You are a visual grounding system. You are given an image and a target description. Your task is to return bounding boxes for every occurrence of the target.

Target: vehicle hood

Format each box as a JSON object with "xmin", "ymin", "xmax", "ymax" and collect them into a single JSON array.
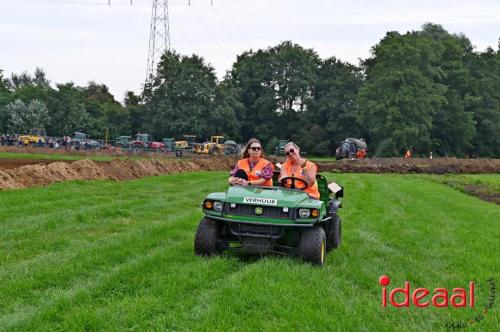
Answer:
[{"xmin": 224, "ymin": 186, "xmax": 319, "ymax": 208}]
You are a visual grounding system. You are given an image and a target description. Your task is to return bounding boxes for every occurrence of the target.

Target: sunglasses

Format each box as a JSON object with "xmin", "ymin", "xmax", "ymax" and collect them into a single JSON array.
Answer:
[
  {"xmin": 250, "ymin": 146, "xmax": 262, "ymax": 151},
  {"xmin": 285, "ymin": 148, "xmax": 295, "ymax": 156}
]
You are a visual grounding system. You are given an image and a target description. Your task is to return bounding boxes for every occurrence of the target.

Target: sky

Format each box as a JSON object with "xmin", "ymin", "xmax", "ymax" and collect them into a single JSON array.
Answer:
[{"xmin": 1, "ymin": 0, "xmax": 499, "ymax": 102}]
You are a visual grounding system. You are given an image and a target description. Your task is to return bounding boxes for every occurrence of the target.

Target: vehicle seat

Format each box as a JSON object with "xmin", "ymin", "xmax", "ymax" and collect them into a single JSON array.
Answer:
[{"xmin": 316, "ymin": 174, "xmax": 330, "ymax": 204}]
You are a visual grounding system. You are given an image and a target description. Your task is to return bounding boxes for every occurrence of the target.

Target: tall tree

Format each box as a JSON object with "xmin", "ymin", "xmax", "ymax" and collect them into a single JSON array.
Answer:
[
  {"xmin": 307, "ymin": 57, "xmax": 364, "ymax": 155},
  {"xmin": 6, "ymin": 99, "xmax": 49, "ymax": 133},
  {"xmin": 228, "ymin": 41, "xmax": 320, "ymax": 147},
  {"xmin": 421, "ymin": 24, "xmax": 476, "ymax": 156},
  {"xmin": 0, "ymin": 70, "xmax": 13, "ymax": 132},
  {"xmin": 464, "ymin": 47, "xmax": 500, "ymax": 156},
  {"xmin": 46, "ymin": 83, "xmax": 90, "ymax": 136},
  {"xmin": 143, "ymin": 50, "xmax": 239, "ymax": 141},
  {"xmin": 358, "ymin": 30, "xmax": 447, "ymax": 156}
]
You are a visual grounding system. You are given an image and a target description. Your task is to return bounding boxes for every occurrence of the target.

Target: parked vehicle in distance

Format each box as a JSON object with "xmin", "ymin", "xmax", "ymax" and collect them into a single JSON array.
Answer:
[
  {"xmin": 335, "ymin": 138, "xmax": 367, "ymax": 160},
  {"xmin": 223, "ymin": 140, "xmax": 242, "ymax": 155},
  {"xmin": 70, "ymin": 132, "xmax": 101, "ymax": 150},
  {"xmin": 130, "ymin": 133, "xmax": 165, "ymax": 152},
  {"xmin": 174, "ymin": 134, "xmax": 197, "ymax": 151},
  {"xmin": 115, "ymin": 136, "xmax": 132, "ymax": 149},
  {"xmin": 275, "ymin": 139, "xmax": 289, "ymax": 156},
  {"xmin": 163, "ymin": 138, "xmax": 174, "ymax": 151},
  {"xmin": 19, "ymin": 128, "xmax": 46, "ymax": 146}
]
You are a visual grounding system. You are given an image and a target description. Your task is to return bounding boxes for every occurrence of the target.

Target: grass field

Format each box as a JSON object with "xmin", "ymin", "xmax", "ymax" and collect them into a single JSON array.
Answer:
[{"xmin": 0, "ymin": 172, "xmax": 498, "ymax": 331}]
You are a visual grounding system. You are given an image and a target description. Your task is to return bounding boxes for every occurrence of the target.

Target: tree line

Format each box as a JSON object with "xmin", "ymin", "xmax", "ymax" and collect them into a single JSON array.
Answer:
[{"xmin": 1, "ymin": 23, "xmax": 499, "ymax": 157}]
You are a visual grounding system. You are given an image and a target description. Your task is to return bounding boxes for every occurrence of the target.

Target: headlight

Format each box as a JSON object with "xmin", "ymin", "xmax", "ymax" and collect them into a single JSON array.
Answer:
[
  {"xmin": 213, "ymin": 201, "xmax": 223, "ymax": 211},
  {"xmin": 298, "ymin": 208, "xmax": 310, "ymax": 218},
  {"xmin": 204, "ymin": 200, "xmax": 213, "ymax": 209}
]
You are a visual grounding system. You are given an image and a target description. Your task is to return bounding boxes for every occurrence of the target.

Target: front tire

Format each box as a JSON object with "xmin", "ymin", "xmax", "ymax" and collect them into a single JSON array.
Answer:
[
  {"xmin": 70, "ymin": 141, "xmax": 80, "ymax": 150},
  {"xmin": 299, "ymin": 227, "xmax": 326, "ymax": 266},
  {"xmin": 194, "ymin": 218, "xmax": 219, "ymax": 256},
  {"xmin": 131, "ymin": 143, "xmax": 144, "ymax": 153}
]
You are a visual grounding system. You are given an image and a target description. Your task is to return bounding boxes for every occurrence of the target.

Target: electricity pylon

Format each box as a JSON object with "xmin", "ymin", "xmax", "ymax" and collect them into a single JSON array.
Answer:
[{"xmin": 145, "ymin": 0, "xmax": 170, "ymax": 86}]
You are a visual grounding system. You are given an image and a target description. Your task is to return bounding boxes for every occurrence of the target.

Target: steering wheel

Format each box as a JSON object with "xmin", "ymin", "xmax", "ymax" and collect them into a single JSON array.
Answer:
[{"xmin": 280, "ymin": 176, "xmax": 308, "ymax": 190}]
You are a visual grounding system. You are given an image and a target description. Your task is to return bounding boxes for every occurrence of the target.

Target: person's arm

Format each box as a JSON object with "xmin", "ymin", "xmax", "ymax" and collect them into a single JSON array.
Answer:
[
  {"xmin": 239, "ymin": 178, "xmax": 266, "ymax": 186},
  {"xmin": 301, "ymin": 160, "xmax": 317, "ymax": 186},
  {"xmin": 229, "ymin": 164, "xmax": 240, "ymax": 186}
]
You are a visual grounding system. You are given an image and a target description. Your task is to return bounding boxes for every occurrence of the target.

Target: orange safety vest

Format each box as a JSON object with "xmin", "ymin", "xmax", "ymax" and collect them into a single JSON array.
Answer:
[
  {"xmin": 236, "ymin": 158, "xmax": 274, "ymax": 187},
  {"xmin": 282, "ymin": 159, "xmax": 320, "ymax": 199}
]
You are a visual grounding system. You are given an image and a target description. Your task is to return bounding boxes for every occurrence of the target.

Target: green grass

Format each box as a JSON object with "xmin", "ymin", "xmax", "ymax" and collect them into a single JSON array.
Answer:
[
  {"xmin": 0, "ymin": 172, "xmax": 499, "ymax": 331},
  {"xmin": 424, "ymin": 174, "xmax": 500, "ymax": 204}
]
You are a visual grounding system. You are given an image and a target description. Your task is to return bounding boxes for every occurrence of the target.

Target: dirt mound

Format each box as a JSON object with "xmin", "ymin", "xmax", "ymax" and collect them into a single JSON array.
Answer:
[
  {"xmin": 0, "ymin": 157, "xmax": 238, "ymax": 190},
  {"xmin": 315, "ymin": 158, "xmax": 500, "ymax": 174},
  {"xmin": 1, "ymin": 155, "xmax": 498, "ymax": 191}
]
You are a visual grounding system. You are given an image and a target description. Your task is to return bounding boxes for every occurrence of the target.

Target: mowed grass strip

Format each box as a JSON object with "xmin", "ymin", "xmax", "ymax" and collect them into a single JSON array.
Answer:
[
  {"xmin": 423, "ymin": 174, "xmax": 500, "ymax": 204},
  {"xmin": 0, "ymin": 172, "xmax": 499, "ymax": 331}
]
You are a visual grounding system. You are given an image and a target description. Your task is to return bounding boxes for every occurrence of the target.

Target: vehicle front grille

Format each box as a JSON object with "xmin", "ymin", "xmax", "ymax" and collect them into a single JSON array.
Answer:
[
  {"xmin": 226, "ymin": 204, "xmax": 291, "ymax": 219},
  {"xmin": 229, "ymin": 223, "xmax": 284, "ymax": 238}
]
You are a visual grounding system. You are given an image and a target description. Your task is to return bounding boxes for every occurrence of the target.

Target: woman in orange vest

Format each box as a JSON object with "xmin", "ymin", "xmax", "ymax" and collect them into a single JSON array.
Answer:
[
  {"xmin": 279, "ymin": 142, "xmax": 320, "ymax": 199},
  {"xmin": 228, "ymin": 138, "xmax": 274, "ymax": 187}
]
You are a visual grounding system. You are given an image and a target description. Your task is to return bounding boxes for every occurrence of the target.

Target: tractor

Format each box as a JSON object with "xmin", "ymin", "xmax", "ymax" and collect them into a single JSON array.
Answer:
[
  {"xmin": 163, "ymin": 138, "xmax": 174, "ymax": 151},
  {"xmin": 223, "ymin": 140, "xmax": 243, "ymax": 155},
  {"xmin": 194, "ymin": 136, "xmax": 225, "ymax": 155},
  {"xmin": 70, "ymin": 132, "xmax": 101, "ymax": 150},
  {"xmin": 130, "ymin": 133, "xmax": 165, "ymax": 152},
  {"xmin": 194, "ymin": 170, "xmax": 344, "ymax": 266},
  {"xmin": 19, "ymin": 128, "xmax": 46, "ymax": 146},
  {"xmin": 174, "ymin": 135, "xmax": 197, "ymax": 151},
  {"xmin": 335, "ymin": 138, "xmax": 367, "ymax": 160},
  {"xmin": 115, "ymin": 136, "xmax": 132, "ymax": 149}
]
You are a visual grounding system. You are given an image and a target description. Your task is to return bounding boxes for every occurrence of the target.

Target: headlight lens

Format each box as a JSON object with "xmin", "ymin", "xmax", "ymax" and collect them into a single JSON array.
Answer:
[
  {"xmin": 311, "ymin": 209, "xmax": 319, "ymax": 218},
  {"xmin": 298, "ymin": 208, "xmax": 310, "ymax": 218},
  {"xmin": 204, "ymin": 200, "xmax": 213, "ymax": 209},
  {"xmin": 213, "ymin": 201, "xmax": 223, "ymax": 211}
]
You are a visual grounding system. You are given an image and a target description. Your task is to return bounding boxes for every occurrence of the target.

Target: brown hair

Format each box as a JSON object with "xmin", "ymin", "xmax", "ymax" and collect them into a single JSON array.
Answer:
[{"xmin": 243, "ymin": 138, "xmax": 265, "ymax": 159}]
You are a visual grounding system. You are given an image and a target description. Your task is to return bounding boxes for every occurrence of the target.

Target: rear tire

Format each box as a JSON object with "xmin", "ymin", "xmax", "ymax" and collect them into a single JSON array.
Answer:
[
  {"xmin": 299, "ymin": 227, "xmax": 326, "ymax": 266},
  {"xmin": 194, "ymin": 218, "xmax": 219, "ymax": 256}
]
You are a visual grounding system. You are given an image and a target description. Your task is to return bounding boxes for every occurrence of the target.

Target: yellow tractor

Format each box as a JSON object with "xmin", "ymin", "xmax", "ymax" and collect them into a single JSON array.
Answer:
[
  {"xmin": 174, "ymin": 134, "xmax": 197, "ymax": 150},
  {"xmin": 19, "ymin": 128, "xmax": 46, "ymax": 146},
  {"xmin": 194, "ymin": 136, "xmax": 225, "ymax": 155}
]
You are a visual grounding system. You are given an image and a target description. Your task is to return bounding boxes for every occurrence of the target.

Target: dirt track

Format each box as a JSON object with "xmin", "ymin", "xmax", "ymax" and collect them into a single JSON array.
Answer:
[
  {"xmin": 0, "ymin": 157, "xmax": 237, "ymax": 190},
  {"xmin": 0, "ymin": 155, "xmax": 499, "ymax": 190}
]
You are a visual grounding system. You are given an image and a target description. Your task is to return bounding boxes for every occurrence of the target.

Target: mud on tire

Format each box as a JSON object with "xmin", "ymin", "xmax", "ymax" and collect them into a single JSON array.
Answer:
[
  {"xmin": 194, "ymin": 218, "xmax": 219, "ymax": 256},
  {"xmin": 299, "ymin": 227, "xmax": 326, "ymax": 266}
]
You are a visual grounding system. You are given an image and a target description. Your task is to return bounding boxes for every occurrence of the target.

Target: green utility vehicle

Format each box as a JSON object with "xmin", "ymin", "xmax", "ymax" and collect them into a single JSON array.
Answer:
[{"xmin": 195, "ymin": 174, "xmax": 343, "ymax": 266}]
